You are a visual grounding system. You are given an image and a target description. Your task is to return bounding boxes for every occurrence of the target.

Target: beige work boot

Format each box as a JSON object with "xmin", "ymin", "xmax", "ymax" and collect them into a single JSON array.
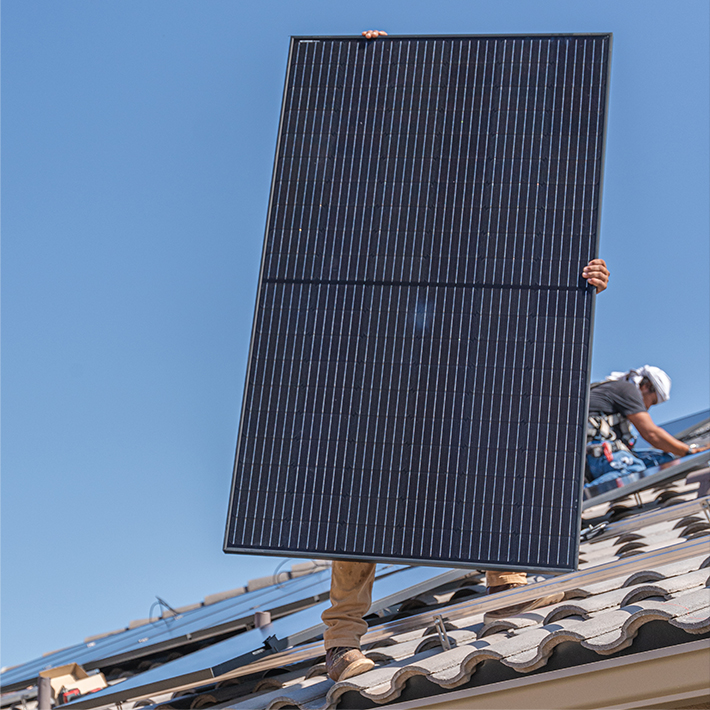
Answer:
[
  {"xmin": 483, "ymin": 582, "xmax": 565, "ymax": 621},
  {"xmin": 325, "ymin": 646, "xmax": 375, "ymax": 681}
]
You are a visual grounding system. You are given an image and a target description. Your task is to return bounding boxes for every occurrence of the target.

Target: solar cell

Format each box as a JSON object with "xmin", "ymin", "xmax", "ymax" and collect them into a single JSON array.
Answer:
[{"xmin": 226, "ymin": 34, "xmax": 612, "ymax": 572}]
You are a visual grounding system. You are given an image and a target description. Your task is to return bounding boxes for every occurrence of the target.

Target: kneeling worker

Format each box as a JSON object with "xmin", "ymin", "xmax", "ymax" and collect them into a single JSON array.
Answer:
[{"xmin": 586, "ymin": 366, "xmax": 709, "ymax": 487}]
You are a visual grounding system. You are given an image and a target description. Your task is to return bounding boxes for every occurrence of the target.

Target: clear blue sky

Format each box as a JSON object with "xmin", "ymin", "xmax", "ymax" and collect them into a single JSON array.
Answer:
[{"xmin": 2, "ymin": 0, "xmax": 708, "ymax": 669}]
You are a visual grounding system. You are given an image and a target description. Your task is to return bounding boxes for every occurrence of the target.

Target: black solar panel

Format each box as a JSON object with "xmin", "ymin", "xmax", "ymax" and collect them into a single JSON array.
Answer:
[{"xmin": 225, "ymin": 34, "xmax": 612, "ymax": 572}]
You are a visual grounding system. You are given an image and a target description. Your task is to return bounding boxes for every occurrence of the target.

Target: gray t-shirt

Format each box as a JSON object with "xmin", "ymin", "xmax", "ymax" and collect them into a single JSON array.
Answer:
[{"xmin": 588, "ymin": 380, "xmax": 645, "ymax": 417}]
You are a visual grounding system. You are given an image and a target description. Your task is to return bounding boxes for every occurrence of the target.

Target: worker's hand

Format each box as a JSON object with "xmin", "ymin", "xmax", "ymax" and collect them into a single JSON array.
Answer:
[
  {"xmin": 688, "ymin": 443, "xmax": 710, "ymax": 455},
  {"xmin": 362, "ymin": 30, "xmax": 388, "ymax": 39},
  {"xmin": 582, "ymin": 258, "xmax": 609, "ymax": 293}
]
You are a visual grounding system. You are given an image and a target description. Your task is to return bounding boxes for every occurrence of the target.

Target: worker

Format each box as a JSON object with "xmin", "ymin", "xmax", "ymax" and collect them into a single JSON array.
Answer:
[
  {"xmin": 585, "ymin": 366, "xmax": 709, "ymax": 488},
  {"xmin": 322, "ymin": 29, "xmax": 612, "ymax": 683}
]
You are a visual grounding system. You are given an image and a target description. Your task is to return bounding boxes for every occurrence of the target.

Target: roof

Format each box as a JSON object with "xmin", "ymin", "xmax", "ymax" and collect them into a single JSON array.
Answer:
[
  {"xmin": 196, "ymin": 486, "xmax": 710, "ymax": 710},
  {"xmin": 3, "ymin": 418, "xmax": 710, "ymax": 710}
]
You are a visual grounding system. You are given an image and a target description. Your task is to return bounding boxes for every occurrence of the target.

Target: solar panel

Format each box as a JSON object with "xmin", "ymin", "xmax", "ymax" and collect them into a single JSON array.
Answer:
[
  {"xmin": 649, "ymin": 409, "xmax": 709, "ymax": 441},
  {"xmin": 63, "ymin": 565, "xmax": 469, "ymax": 709},
  {"xmin": 0, "ymin": 567, "xmax": 337, "ymax": 692},
  {"xmin": 225, "ymin": 34, "xmax": 612, "ymax": 573}
]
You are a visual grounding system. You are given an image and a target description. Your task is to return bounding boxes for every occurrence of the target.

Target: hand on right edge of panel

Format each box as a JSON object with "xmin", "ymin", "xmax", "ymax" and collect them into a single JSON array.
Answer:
[{"xmin": 583, "ymin": 258, "xmax": 610, "ymax": 293}]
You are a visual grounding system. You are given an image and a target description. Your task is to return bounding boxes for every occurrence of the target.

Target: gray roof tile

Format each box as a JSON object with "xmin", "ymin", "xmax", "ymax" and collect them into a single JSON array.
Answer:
[
  {"xmin": 478, "ymin": 612, "xmax": 543, "ymax": 636},
  {"xmin": 18, "ymin": 492, "xmax": 710, "ymax": 710},
  {"xmin": 543, "ymin": 586, "xmax": 631, "ymax": 620},
  {"xmin": 620, "ymin": 567, "xmax": 709, "ymax": 604},
  {"xmin": 623, "ymin": 553, "xmax": 710, "ymax": 585},
  {"xmin": 227, "ymin": 676, "xmax": 332, "ymax": 710},
  {"xmin": 365, "ymin": 637, "xmax": 429, "ymax": 663},
  {"xmin": 218, "ymin": 547, "xmax": 710, "ymax": 710},
  {"xmin": 665, "ymin": 588, "xmax": 710, "ymax": 632}
]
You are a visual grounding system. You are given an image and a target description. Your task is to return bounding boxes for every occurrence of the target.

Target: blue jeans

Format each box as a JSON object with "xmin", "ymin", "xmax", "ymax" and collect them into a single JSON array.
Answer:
[
  {"xmin": 635, "ymin": 449, "xmax": 674, "ymax": 469},
  {"xmin": 585, "ymin": 445, "xmax": 673, "ymax": 489}
]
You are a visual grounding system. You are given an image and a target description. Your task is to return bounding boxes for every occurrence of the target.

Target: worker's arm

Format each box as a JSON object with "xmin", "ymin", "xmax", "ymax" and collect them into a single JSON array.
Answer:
[{"xmin": 627, "ymin": 411, "xmax": 709, "ymax": 457}]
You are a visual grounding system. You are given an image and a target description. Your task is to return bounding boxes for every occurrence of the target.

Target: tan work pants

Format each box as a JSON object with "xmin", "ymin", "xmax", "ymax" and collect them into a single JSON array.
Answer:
[{"xmin": 322, "ymin": 559, "xmax": 527, "ymax": 649}]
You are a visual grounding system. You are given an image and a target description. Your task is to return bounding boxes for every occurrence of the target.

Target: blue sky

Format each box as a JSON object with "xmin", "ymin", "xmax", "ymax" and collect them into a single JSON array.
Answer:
[{"xmin": 2, "ymin": 0, "xmax": 708, "ymax": 668}]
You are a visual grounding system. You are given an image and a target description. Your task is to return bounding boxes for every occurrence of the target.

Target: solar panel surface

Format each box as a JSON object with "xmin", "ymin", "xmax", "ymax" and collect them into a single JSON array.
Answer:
[{"xmin": 226, "ymin": 34, "xmax": 612, "ymax": 572}]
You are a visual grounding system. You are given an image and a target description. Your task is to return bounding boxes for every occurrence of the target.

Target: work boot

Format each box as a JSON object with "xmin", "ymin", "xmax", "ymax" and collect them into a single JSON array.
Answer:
[
  {"xmin": 483, "ymin": 582, "xmax": 565, "ymax": 621},
  {"xmin": 325, "ymin": 646, "xmax": 375, "ymax": 681}
]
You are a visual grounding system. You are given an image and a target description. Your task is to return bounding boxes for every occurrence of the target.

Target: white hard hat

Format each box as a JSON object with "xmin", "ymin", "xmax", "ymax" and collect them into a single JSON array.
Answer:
[{"xmin": 637, "ymin": 365, "xmax": 671, "ymax": 404}]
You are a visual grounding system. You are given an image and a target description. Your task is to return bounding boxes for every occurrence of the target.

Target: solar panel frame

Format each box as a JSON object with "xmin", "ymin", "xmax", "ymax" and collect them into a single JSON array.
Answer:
[{"xmin": 225, "ymin": 33, "xmax": 613, "ymax": 573}]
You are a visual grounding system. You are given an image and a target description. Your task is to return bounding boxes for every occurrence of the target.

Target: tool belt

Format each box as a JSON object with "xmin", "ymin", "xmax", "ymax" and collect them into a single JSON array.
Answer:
[
  {"xmin": 586, "ymin": 412, "xmax": 634, "ymax": 457},
  {"xmin": 586, "ymin": 437, "xmax": 629, "ymax": 461}
]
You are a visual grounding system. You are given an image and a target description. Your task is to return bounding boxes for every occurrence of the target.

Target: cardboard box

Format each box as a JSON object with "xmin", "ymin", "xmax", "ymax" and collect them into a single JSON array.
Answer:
[{"xmin": 38, "ymin": 664, "xmax": 107, "ymax": 703}]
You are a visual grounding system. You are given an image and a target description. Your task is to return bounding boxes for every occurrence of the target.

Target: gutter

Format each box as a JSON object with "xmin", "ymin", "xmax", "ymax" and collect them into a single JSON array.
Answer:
[{"xmin": 383, "ymin": 639, "xmax": 710, "ymax": 710}]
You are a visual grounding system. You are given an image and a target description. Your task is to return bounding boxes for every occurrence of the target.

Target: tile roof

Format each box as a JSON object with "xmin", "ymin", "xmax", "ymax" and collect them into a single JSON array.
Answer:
[
  {"xmin": 213, "ymin": 543, "xmax": 709, "ymax": 709},
  {"xmin": 72, "ymin": 489, "xmax": 707, "ymax": 710},
  {"xmin": 4, "ymin": 446, "xmax": 710, "ymax": 710}
]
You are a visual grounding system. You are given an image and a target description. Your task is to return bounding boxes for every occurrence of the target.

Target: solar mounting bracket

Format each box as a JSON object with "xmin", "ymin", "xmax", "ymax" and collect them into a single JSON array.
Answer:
[{"xmin": 264, "ymin": 635, "xmax": 289, "ymax": 653}]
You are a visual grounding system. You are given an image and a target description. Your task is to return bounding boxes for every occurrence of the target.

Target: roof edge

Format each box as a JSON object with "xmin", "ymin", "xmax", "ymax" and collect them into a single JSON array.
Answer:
[{"xmin": 381, "ymin": 639, "xmax": 710, "ymax": 710}]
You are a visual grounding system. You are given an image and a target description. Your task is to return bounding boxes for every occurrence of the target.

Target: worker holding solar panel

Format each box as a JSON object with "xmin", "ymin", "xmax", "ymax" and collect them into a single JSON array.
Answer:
[
  {"xmin": 322, "ymin": 251, "xmax": 609, "ymax": 681},
  {"xmin": 316, "ymin": 30, "xmax": 614, "ymax": 682},
  {"xmin": 224, "ymin": 29, "xmax": 616, "ymax": 684}
]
